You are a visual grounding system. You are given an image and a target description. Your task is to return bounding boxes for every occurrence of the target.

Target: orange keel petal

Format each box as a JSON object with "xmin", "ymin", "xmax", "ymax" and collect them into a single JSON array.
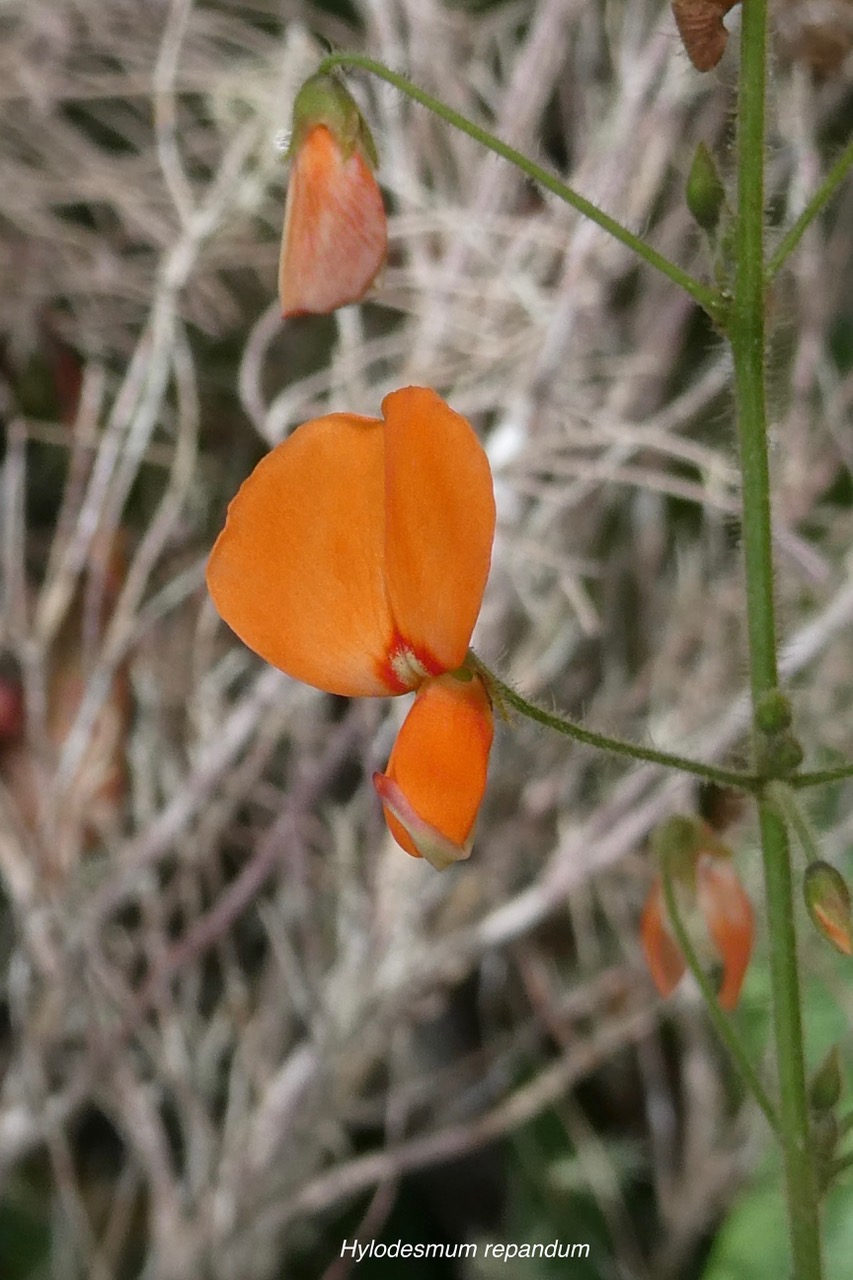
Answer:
[
  {"xmin": 382, "ymin": 388, "xmax": 495, "ymax": 675},
  {"xmin": 279, "ymin": 124, "xmax": 387, "ymax": 317},
  {"xmin": 374, "ymin": 673, "xmax": 493, "ymax": 869},
  {"xmin": 207, "ymin": 413, "xmax": 398, "ymax": 696}
]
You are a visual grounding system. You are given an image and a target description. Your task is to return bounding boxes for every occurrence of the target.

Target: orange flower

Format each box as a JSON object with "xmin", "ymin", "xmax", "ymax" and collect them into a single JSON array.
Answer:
[
  {"xmin": 207, "ymin": 387, "xmax": 496, "ymax": 868},
  {"xmin": 279, "ymin": 73, "xmax": 387, "ymax": 317},
  {"xmin": 641, "ymin": 820, "xmax": 754, "ymax": 1009},
  {"xmin": 374, "ymin": 673, "xmax": 494, "ymax": 870}
]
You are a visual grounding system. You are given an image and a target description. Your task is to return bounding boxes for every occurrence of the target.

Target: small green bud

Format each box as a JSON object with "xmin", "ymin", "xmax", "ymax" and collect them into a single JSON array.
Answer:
[
  {"xmin": 686, "ymin": 142, "xmax": 727, "ymax": 233},
  {"xmin": 804, "ymin": 862, "xmax": 853, "ymax": 956},
  {"xmin": 759, "ymin": 730, "xmax": 804, "ymax": 779},
  {"xmin": 810, "ymin": 1046, "xmax": 844, "ymax": 1113},
  {"xmin": 755, "ymin": 688, "xmax": 793, "ymax": 734}
]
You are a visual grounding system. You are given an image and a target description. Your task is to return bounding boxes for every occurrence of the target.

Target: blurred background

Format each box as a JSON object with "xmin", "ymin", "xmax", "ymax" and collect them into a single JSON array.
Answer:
[{"xmin": 2, "ymin": 0, "xmax": 853, "ymax": 1276}]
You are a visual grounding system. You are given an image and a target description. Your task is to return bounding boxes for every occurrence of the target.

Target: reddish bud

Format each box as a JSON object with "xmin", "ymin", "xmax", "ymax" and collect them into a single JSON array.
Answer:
[
  {"xmin": 642, "ymin": 818, "xmax": 754, "ymax": 1008},
  {"xmin": 279, "ymin": 73, "xmax": 387, "ymax": 317}
]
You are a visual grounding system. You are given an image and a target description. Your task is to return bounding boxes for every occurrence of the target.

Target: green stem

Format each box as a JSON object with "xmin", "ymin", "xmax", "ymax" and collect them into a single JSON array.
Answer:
[
  {"xmin": 767, "ymin": 783, "xmax": 822, "ymax": 866},
  {"xmin": 660, "ymin": 863, "xmax": 779, "ymax": 1132},
  {"xmin": 792, "ymin": 763, "xmax": 853, "ymax": 790},
  {"xmin": 472, "ymin": 659, "xmax": 758, "ymax": 792},
  {"xmin": 317, "ymin": 53, "xmax": 723, "ymax": 321},
  {"xmin": 767, "ymin": 134, "xmax": 853, "ymax": 280},
  {"xmin": 732, "ymin": 6, "xmax": 824, "ymax": 1276}
]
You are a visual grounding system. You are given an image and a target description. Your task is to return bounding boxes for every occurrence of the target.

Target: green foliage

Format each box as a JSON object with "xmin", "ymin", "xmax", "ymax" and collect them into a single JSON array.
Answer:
[{"xmin": 0, "ymin": 1199, "xmax": 50, "ymax": 1280}]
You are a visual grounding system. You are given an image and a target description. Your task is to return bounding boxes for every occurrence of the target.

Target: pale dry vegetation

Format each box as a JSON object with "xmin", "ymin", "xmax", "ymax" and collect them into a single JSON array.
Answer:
[{"xmin": 2, "ymin": 1, "xmax": 853, "ymax": 1277}]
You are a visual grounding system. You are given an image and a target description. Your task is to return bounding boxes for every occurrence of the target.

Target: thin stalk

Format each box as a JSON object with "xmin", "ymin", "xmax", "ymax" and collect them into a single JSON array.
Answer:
[
  {"xmin": 732, "ymin": 5, "xmax": 824, "ymax": 1276},
  {"xmin": 473, "ymin": 660, "xmax": 758, "ymax": 792},
  {"xmin": 316, "ymin": 53, "xmax": 723, "ymax": 321},
  {"xmin": 660, "ymin": 864, "xmax": 779, "ymax": 1132},
  {"xmin": 767, "ymin": 134, "xmax": 853, "ymax": 280},
  {"xmin": 792, "ymin": 763, "xmax": 853, "ymax": 790},
  {"xmin": 830, "ymin": 1150, "xmax": 853, "ymax": 1182},
  {"xmin": 767, "ymin": 783, "xmax": 822, "ymax": 866}
]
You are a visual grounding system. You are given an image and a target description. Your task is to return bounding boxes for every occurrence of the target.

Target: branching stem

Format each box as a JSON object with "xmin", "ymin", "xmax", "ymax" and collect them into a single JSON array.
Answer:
[
  {"xmin": 731, "ymin": 5, "xmax": 824, "ymax": 1275},
  {"xmin": 316, "ymin": 53, "xmax": 724, "ymax": 321}
]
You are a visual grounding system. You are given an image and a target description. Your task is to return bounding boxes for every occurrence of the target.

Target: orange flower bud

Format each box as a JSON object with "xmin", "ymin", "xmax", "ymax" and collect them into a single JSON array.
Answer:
[
  {"xmin": 804, "ymin": 861, "xmax": 853, "ymax": 956},
  {"xmin": 279, "ymin": 73, "xmax": 387, "ymax": 317},
  {"xmin": 641, "ymin": 818, "xmax": 754, "ymax": 1009}
]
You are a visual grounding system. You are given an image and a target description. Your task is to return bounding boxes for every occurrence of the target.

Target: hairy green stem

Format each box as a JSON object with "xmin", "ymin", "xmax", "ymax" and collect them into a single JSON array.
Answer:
[
  {"xmin": 316, "ymin": 53, "xmax": 723, "ymax": 321},
  {"xmin": 733, "ymin": 5, "xmax": 824, "ymax": 1276},
  {"xmin": 767, "ymin": 134, "xmax": 853, "ymax": 280},
  {"xmin": 767, "ymin": 783, "xmax": 822, "ymax": 866},
  {"xmin": 792, "ymin": 763, "xmax": 853, "ymax": 790},
  {"xmin": 472, "ymin": 659, "xmax": 757, "ymax": 792},
  {"xmin": 660, "ymin": 863, "xmax": 779, "ymax": 1132}
]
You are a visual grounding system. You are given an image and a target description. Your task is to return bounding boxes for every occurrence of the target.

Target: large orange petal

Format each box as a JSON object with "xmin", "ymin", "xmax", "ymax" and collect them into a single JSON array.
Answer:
[
  {"xmin": 382, "ymin": 388, "xmax": 495, "ymax": 677},
  {"xmin": 279, "ymin": 125, "xmax": 387, "ymax": 317},
  {"xmin": 697, "ymin": 855, "xmax": 754, "ymax": 1010},
  {"xmin": 373, "ymin": 673, "xmax": 493, "ymax": 869},
  {"xmin": 207, "ymin": 413, "xmax": 399, "ymax": 696},
  {"xmin": 640, "ymin": 879, "xmax": 687, "ymax": 999}
]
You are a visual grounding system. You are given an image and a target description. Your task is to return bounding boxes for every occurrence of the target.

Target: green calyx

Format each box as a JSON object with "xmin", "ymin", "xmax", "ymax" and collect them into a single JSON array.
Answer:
[
  {"xmin": 289, "ymin": 72, "xmax": 378, "ymax": 166},
  {"xmin": 651, "ymin": 815, "xmax": 729, "ymax": 883}
]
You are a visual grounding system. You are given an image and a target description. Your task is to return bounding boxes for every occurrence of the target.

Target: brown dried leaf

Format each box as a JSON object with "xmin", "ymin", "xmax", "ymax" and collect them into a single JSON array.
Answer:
[{"xmin": 672, "ymin": 0, "xmax": 741, "ymax": 71}]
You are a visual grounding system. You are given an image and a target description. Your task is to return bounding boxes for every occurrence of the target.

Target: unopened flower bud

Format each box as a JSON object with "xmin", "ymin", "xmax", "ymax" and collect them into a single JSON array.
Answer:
[
  {"xmin": 804, "ymin": 862, "xmax": 853, "ymax": 956},
  {"xmin": 759, "ymin": 730, "xmax": 804, "ymax": 779},
  {"xmin": 642, "ymin": 817, "xmax": 753, "ymax": 1009},
  {"xmin": 686, "ymin": 143, "xmax": 727, "ymax": 233},
  {"xmin": 755, "ymin": 688, "xmax": 794, "ymax": 734},
  {"xmin": 279, "ymin": 72, "xmax": 386, "ymax": 317}
]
